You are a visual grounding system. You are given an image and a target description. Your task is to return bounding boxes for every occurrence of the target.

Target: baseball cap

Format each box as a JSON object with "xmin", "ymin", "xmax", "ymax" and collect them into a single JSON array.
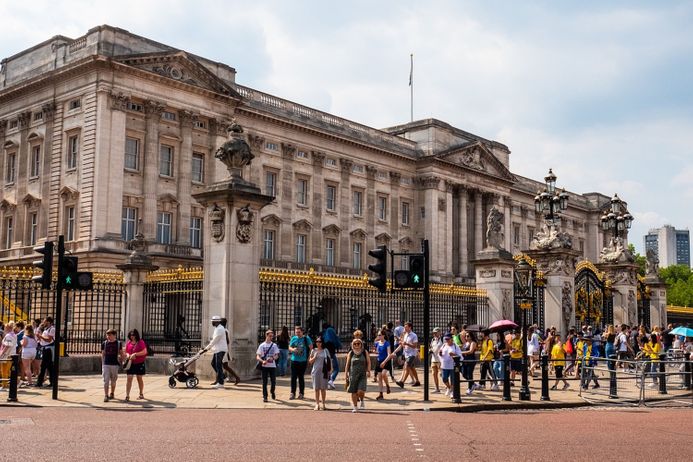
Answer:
[
  {"xmin": 211, "ymin": 315, "xmax": 222, "ymax": 322},
  {"xmin": 433, "ymin": 327, "xmax": 441, "ymax": 333},
  {"xmin": 443, "ymin": 333, "xmax": 453, "ymax": 340}
]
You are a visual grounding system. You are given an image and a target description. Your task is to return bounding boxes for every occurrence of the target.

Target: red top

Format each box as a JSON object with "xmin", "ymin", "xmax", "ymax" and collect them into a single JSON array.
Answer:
[{"xmin": 125, "ymin": 339, "xmax": 147, "ymax": 364}]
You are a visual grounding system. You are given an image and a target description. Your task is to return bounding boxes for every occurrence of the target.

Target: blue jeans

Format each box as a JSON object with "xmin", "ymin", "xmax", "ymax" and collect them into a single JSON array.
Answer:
[
  {"xmin": 277, "ymin": 349, "xmax": 289, "ymax": 376},
  {"xmin": 211, "ymin": 352, "xmax": 225, "ymax": 385},
  {"xmin": 330, "ymin": 354, "xmax": 339, "ymax": 382}
]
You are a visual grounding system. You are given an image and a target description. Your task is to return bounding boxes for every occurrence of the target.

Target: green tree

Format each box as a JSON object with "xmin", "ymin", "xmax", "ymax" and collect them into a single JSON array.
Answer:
[{"xmin": 658, "ymin": 265, "xmax": 693, "ymax": 306}]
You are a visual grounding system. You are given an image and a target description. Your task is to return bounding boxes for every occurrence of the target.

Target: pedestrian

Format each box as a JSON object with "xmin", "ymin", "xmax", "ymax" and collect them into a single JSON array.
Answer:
[
  {"xmin": 509, "ymin": 328, "xmax": 523, "ymax": 383},
  {"xmin": 345, "ymin": 338, "xmax": 371, "ymax": 412},
  {"xmin": 0, "ymin": 322, "xmax": 19, "ymax": 392},
  {"xmin": 603, "ymin": 324, "xmax": 617, "ymax": 375},
  {"xmin": 395, "ymin": 322, "xmax": 420, "ymax": 388},
  {"xmin": 20, "ymin": 325, "xmax": 38, "ymax": 386},
  {"xmin": 321, "ymin": 322, "xmax": 341, "ymax": 389},
  {"xmin": 384, "ymin": 322, "xmax": 396, "ymax": 380},
  {"xmin": 478, "ymin": 330, "xmax": 498, "ymax": 391},
  {"xmin": 256, "ymin": 329, "xmax": 279, "ymax": 403},
  {"xmin": 204, "ymin": 315, "xmax": 227, "ymax": 389},
  {"xmin": 309, "ymin": 336, "xmax": 331, "ymax": 410},
  {"xmin": 527, "ymin": 326, "xmax": 541, "ymax": 377},
  {"xmin": 439, "ymin": 333, "xmax": 462, "ymax": 397},
  {"xmin": 276, "ymin": 326, "xmax": 290, "ymax": 377},
  {"xmin": 393, "ymin": 320, "xmax": 404, "ymax": 368},
  {"xmin": 616, "ymin": 324, "xmax": 633, "ymax": 370},
  {"xmin": 35, "ymin": 317, "xmax": 55, "ymax": 388},
  {"xmin": 642, "ymin": 333, "xmax": 661, "ymax": 387},
  {"xmin": 461, "ymin": 331, "xmax": 478, "ymax": 394},
  {"xmin": 124, "ymin": 329, "xmax": 147, "ymax": 401},
  {"xmin": 220, "ymin": 318, "xmax": 241, "ymax": 385},
  {"xmin": 430, "ymin": 328, "xmax": 443, "ymax": 393},
  {"xmin": 374, "ymin": 330, "xmax": 392, "ymax": 400},
  {"xmin": 564, "ymin": 328, "xmax": 576, "ymax": 376},
  {"xmin": 289, "ymin": 325, "xmax": 313, "ymax": 400},
  {"xmin": 14, "ymin": 321, "xmax": 25, "ymax": 380},
  {"xmin": 101, "ymin": 329, "xmax": 123, "ymax": 402},
  {"xmin": 579, "ymin": 335, "xmax": 599, "ymax": 390},
  {"xmin": 550, "ymin": 337, "xmax": 569, "ymax": 390}
]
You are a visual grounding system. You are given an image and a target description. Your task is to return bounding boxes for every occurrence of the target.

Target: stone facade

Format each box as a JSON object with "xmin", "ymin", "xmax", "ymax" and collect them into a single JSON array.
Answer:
[{"xmin": 1, "ymin": 25, "xmax": 613, "ymax": 280}]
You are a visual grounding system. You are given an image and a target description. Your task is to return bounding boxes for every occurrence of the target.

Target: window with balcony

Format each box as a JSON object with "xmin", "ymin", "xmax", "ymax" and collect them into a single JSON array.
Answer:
[
  {"xmin": 325, "ymin": 238, "xmax": 335, "ymax": 266},
  {"xmin": 122, "ymin": 207, "xmax": 137, "ymax": 242},
  {"xmin": 190, "ymin": 217, "xmax": 202, "ymax": 248},
  {"xmin": 263, "ymin": 229, "xmax": 275, "ymax": 260},
  {"xmin": 157, "ymin": 212, "xmax": 172, "ymax": 244}
]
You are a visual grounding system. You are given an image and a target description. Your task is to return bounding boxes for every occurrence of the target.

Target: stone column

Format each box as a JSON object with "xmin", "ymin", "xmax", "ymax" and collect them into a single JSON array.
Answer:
[
  {"xmin": 503, "ymin": 195, "xmax": 512, "ymax": 252},
  {"xmin": 474, "ymin": 190, "xmax": 483, "ymax": 260},
  {"xmin": 389, "ymin": 171, "xmax": 401, "ymax": 245},
  {"xmin": 366, "ymin": 165, "xmax": 377, "ymax": 250},
  {"xmin": 176, "ymin": 110, "xmax": 194, "ymax": 245},
  {"xmin": 527, "ymin": 248, "xmax": 581, "ymax": 335},
  {"xmin": 338, "ymin": 159, "xmax": 353, "ymax": 266},
  {"xmin": 645, "ymin": 278, "xmax": 668, "ymax": 327},
  {"xmin": 279, "ymin": 143, "xmax": 296, "ymax": 259},
  {"xmin": 458, "ymin": 187, "xmax": 469, "ymax": 278},
  {"xmin": 443, "ymin": 181, "xmax": 455, "ymax": 277},
  {"xmin": 597, "ymin": 262, "xmax": 639, "ymax": 326},
  {"xmin": 39, "ymin": 104, "xmax": 55, "ymax": 239},
  {"xmin": 0, "ymin": 120, "xmax": 6, "ymax": 189},
  {"xmin": 143, "ymin": 101, "xmax": 164, "ymax": 239},
  {"xmin": 417, "ymin": 176, "xmax": 440, "ymax": 275},
  {"xmin": 117, "ymin": 257, "xmax": 159, "ymax": 336},
  {"xmin": 15, "ymin": 112, "xmax": 31, "ymax": 242},
  {"xmin": 472, "ymin": 250, "xmax": 515, "ymax": 323},
  {"xmin": 311, "ymin": 151, "xmax": 325, "ymax": 263}
]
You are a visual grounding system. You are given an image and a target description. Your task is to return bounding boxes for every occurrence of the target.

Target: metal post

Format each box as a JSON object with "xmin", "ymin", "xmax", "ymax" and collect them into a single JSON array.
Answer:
[
  {"xmin": 519, "ymin": 308, "xmax": 531, "ymax": 400},
  {"xmin": 685, "ymin": 352, "xmax": 692, "ymax": 391},
  {"xmin": 608, "ymin": 354, "xmax": 618, "ymax": 399},
  {"xmin": 7, "ymin": 355, "xmax": 19, "ymax": 402},
  {"xmin": 452, "ymin": 356, "xmax": 462, "ymax": 404},
  {"xmin": 540, "ymin": 353, "xmax": 550, "ymax": 401},
  {"xmin": 52, "ymin": 235, "xmax": 65, "ymax": 400},
  {"xmin": 658, "ymin": 353, "xmax": 667, "ymax": 395},
  {"xmin": 502, "ymin": 353, "xmax": 511, "ymax": 401},
  {"xmin": 422, "ymin": 239, "xmax": 430, "ymax": 402}
]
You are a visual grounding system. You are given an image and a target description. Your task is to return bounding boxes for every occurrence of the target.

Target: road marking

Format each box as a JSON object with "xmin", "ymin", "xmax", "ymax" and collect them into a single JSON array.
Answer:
[{"xmin": 406, "ymin": 420, "xmax": 426, "ymax": 458}]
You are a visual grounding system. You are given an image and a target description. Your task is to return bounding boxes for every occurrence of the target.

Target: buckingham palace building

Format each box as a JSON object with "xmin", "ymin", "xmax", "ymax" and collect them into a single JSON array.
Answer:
[{"xmin": 0, "ymin": 25, "xmax": 615, "ymax": 282}]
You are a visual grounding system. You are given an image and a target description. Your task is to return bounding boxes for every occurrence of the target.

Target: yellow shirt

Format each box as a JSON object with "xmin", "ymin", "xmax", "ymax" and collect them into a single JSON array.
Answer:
[
  {"xmin": 510, "ymin": 337, "xmax": 522, "ymax": 359},
  {"xmin": 576, "ymin": 340, "xmax": 584, "ymax": 358},
  {"xmin": 551, "ymin": 344, "xmax": 566, "ymax": 367},
  {"xmin": 644, "ymin": 341, "xmax": 661, "ymax": 361},
  {"xmin": 480, "ymin": 339, "xmax": 494, "ymax": 362}
]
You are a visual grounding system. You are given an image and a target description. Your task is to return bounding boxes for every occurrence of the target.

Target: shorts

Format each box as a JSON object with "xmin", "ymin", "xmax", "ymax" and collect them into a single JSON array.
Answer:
[
  {"xmin": 554, "ymin": 366, "xmax": 564, "ymax": 379},
  {"xmin": 510, "ymin": 359, "xmax": 522, "ymax": 372},
  {"xmin": 431, "ymin": 361, "xmax": 440, "ymax": 369},
  {"xmin": 102, "ymin": 364, "xmax": 119, "ymax": 385},
  {"xmin": 21, "ymin": 349, "xmax": 37, "ymax": 360},
  {"xmin": 405, "ymin": 355, "xmax": 417, "ymax": 368},
  {"xmin": 442, "ymin": 368, "xmax": 454, "ymax": 383},
  {"xmin": 127, "ymin": 362, "xmax": 146, "ymax": 376},
  {"xmin": 374, "ymin": 361, "xmax": 387, "ymax": 374}
]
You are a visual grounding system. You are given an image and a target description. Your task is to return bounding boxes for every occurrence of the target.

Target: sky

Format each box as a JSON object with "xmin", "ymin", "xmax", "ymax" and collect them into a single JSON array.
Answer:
[{"xmin": 1, "ymin": 0, "xmax": 692, "ymax": 256}]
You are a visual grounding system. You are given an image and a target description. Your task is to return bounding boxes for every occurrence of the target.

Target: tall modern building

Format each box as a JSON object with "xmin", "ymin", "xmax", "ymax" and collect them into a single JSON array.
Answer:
[
  {"xmin": 644, "ymin": 225, "xmax": 691, "ymax": 268},
  {"xmin": 0, "ymin": 25, "xmax": 618, "ymax": 280}
]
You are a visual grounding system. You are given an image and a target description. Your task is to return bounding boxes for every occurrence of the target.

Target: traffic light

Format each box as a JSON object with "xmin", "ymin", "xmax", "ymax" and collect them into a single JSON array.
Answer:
[
  {"xmin": 32, "ymin": 241, "xmax": 54, "ymax": 289},
  {"xmin": 59, "ymin": 255, "xmax": 93, "ymax": 290},
  {"xmin": 367, "ymin": 245, "xmax": 388, "ymax": 293},
  {"xmin": 409, "ymin": 255, "xmax": 425, "ymax": 289}
]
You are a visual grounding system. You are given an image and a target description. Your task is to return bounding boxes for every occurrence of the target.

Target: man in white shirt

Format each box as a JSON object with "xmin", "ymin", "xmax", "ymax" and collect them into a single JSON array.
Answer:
[
  {"xmin": 36, "ymin": 317, "xmax": 55, "ymax": 388},
  {"xmin": 395, "ymin": 322, "xmax": 420, "ymax": 388},
  {"xmin": 204, "ymin": 315, "xmax": 228, "ymax": 388},
  {"xmin": 616, "ymin": 324, "xmax": 633, "ymax": 369}
]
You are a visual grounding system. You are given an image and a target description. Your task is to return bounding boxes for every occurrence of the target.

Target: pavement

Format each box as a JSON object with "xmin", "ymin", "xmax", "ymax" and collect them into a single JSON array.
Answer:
[{"xmin": 1, "ymin": 367, "xmax": 603, "ymax": 411}]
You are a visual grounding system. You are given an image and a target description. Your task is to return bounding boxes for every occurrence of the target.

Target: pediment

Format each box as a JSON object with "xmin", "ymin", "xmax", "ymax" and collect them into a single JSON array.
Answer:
[
  {"xmin": 22, "ymin": 194, "xmax": 41, "ymax": 208},
  {"xmin": 59, "ymin": 186, "xmax": 79, "ymax": 201},
  {"xmin": 0, "ymin": 199, "xmax": 16, "ymax": 213},
  {"xmin": 261, "ymin": 214, "xmax": 282, "ymax": 228},
  {"xmin": 322, "ymin": 224, "xmax": 341, "ymax": 237},
  {"xmin": 115, "ymin": 51, "xmax": 240, "ymax": 98},
  {"xmin": 350, "ymin": 228, "xmax": 367, "ymax": 240},
  {"xmin": 436, "ymin": 142, "xmax": 515, "ymax": 181},
  {"xmin": 398, "ymin": 236, "xmax": 413, "ymax": 250},
  {"xmin": 375, "ymin": 233, "xmax": 392, "ymax": 246},
  {"xmin": 292, "ymin": 219, "xmax": 312, "ymax": 232},
  {"xmin": 157, "ymin": 193, "xmax": 179, "ymax": 205}
]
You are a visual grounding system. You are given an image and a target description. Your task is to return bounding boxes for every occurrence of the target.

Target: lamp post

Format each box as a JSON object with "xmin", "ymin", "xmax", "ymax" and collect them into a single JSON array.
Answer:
[
  {"xmin": 600, "ymin": 193, "xmax": 633, "ymax": 240},
  {"xmin": 534, "ymin": 168, "xmax": 569, "ymax": 228},
  {"xmin": 514, "ymin": 256, "xmax": 534, "ymax": 401}
]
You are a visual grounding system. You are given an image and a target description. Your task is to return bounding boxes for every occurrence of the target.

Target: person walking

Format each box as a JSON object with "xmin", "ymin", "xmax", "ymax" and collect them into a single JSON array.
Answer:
[
  {"xmin": 395, "ymin": 322, "xmax": 420, "ymax": 388},
  {"xmin": 101, "ymin": 329, "xmax": 123, "ymax": 402},
  {"xmin": 509, "ymin": 328, "xmax": 523, "ymax": 383},
  {"xmin": 461, "ymin": 331, "xmax": 478, "ymax": 395},
  {"xmin": 204, "ymin": 315, "xmax": 227, "ymax": 389},
  {"xmin": 439, "ymin": 333, "xmax": 462, "ymax": 397},
  {"xmin": 220, "ymin": 318, "xmax": 241, "ymax": 385},
  {"xmin": 642, "ymin": 333, "xmax": 662, "ymax": 387},
  {"xmin": 35, "ymin": 317, "xmax": 55, "ymax": 388},
  {"xmin": 309, "ymin": 336, "xmax": 331, "ymax": 410},
  {"xmin": 479, "ymin": 330, "xmax": 498, "ymax": 391},
  {"xmin": 374, "ymin": 330, "xmax": 392, "ymax": 400},
  {"xmin": 124, "ymin": 329, "xmax": 147, "ymax": 401},
  {"xmin": 321, "ymin": 322, "xmax": 341, "ymax": 389},
  {"xmin": 289, "ymin": 326, "xmax": 313, "ymax": 400},
  {"xmin": 345, "ymin": 338, "xmax": 371, "ymax": 412},
  {"xmin": 19, "ymin": 325, "xmax": 38, "ymax": 386},
  {"xmin": 550, "ymin": 337, "xmax": 570, "ymax": 390},
  {"xmin": 276, "ymin": 326, "xmax": 290, "ymax": 377},
  {"xmin": 256, "ymin": 329, "xmax": 279, "ymax": 403},
  {"xmin": 430, "ymin": 328, "xmax": 443, "ymax": 393}
]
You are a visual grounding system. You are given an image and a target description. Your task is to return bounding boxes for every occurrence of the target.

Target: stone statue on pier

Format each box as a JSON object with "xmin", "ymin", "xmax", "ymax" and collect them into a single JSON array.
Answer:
[
  {"xmin": 530, "ymin": 223, "xmax": 572, "ymax": 250},
  {"xmin": 215, "ymin": 119, "xmax": 254, "ymax": 178},
  {"xmin": 599, "ymin": 236, "xmax": 634, "ymax": 263},
  {"xmin": 485, "ymin": 206, "xmax": 505, "ymax": 250}
]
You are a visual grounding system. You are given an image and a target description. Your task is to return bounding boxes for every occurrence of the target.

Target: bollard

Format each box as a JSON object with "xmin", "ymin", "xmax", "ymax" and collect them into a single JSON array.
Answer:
[
  {"xmin": 502, "ymin": 353, "xmax": 511, "ymax": 401},
  {"xmin": 7, "ymin": 355, "xmax": 19, "ymax": 402},
  {"xmin": 452, "ymin": 356, "xmax": 462, "ymax": 404},
  {"xmin": 658, "ymin": 353, "xmax": 667, "ymax": 395},
  {"xmin": 685, "ymin": 352, "xmax": 692, "ymax": 391},
  {"xmin": 608, "ymin": 354, "xmax": 618, "ymax": 399},
  {"xmin": 540, "ymin": 353, "xmax": 550, "ymax": 401}
]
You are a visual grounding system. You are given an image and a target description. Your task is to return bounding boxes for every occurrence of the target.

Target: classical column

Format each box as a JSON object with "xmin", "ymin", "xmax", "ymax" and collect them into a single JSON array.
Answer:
[
  {"xmin": 280, "ymin": 142, "xmax": 296, "ymax": 260},
  {"xmin": 417, "ymin": 176, "xmax": 440, "ymax": 275},
  {"xmin": 503, "ymin": 195, "xmax": 513, "ymax": 252},
  {"xmin": 444, "ymin": 180, "xmax": 455, "ymax": 276},
  {"xmin": 311, "ymin": 151, "xmax": 325, "ymax": 263},
  {"xmin": 0, "ymin": 120, "xmax": 6, "ymax": 188},
  {"xmin": 366, "ymin": 165, "xmax": 377, "ymax": 250},
  {"xmin": 389, "ymin": 171, "xmax": 401, "ymax": 246},
  {"xmin": 143, "ymin": 100, "xmax": 164, "ymax": 240},
  {"xmin": 458, "ymin": 186, "xmax": 469, "ymax": 278},
  {"xmin": 338, "ymin": 159, "xmax": 353, "ymax": 266},
  {"xmin": 177, "ymin": 110, "xmax": 194, "ymax": 245},
  {"xmin": 15, "ymin": 111, "xmax": 31, "ymax": 243},
  {"xmin": 474, "ymin": 189, "xmax": 483, "ymax": 259}
]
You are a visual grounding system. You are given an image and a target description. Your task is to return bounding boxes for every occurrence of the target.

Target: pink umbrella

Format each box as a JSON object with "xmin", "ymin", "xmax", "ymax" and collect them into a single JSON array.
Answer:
[{"xmin": 488, "ymin": 319, "xmax": 519, "ymax": 333}]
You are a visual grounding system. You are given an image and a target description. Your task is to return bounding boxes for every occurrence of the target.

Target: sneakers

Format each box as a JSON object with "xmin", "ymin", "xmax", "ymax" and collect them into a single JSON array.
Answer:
[
  {"xmin": 472, "ymin": 383, "xmax": 479, "ymax": 391},
  {"xmin": 376, "ymin": 393, "xmax": 384, "ymax": 400},
  {"xmin": 444, "ymin": 389, "xmax": 451, "ymax": 397},
  {"xmin": 314, "ymin": 404, "xmax": 320, "ymax": 411},
  {"xmin": 562, "ymin": 383, "xmax": 570, "ymax": 390},
  {"xmin": 109, "ymin": 393, "xmax": 115, "ymax": 399},
  {"xmin": 327, "ymin": 381, "xmax": 335, "ymax": 390},
  {"xmin": 103, "ymin": 396, "xmax": 109, "ymax": 402},
  {"xmin": 592, "ymin": 384, "xmax": 600, "ymax": 389},
  {"xmin": 298, "ymin": 393, "xmax": 304, "ymax": 399},
  {"xmin": 212, "ymin": 383, "xmax": 224, "ymax": 389},
  {"xmin": 289, "ymin": 393, "xmax": 296, "ymax": 400},
  {"xmin": 491, "ymin": 384, "xmax": 500, "ymax": 391},
  {"xmin": 352, "ymin": 406, "xmax": 358, "ymax": 413},
  {"xmin": 432, "ymin": 389, "xmax": 441, "ymax": 394},
  {"xmin": 550, "ymin": 385, "xmax": 557, "ymax": 390},
  {"xmin": 271, "ymin": 392, "xmax": 276, "ymax": 400},
  {"xmin": 263, "ymin": 397, "xmax": 268, "ymax": 403},
  {"xmin": 359, "ymin": 399, "xmax": 365, "ymax": 409},
  {"xmin": 466, "ymin": 388, "xmax": 473, "ymax": 395},
  {"xmin": 386, "ymin": 384, "xmax": 391, "ymax": 394},
  {"xmin": 396, "ymin": 381, "xmax": 404, "ymax": 389},
  {"xmin": 412, "ymin": 381, "xmax": 421, "ymax": 387}
]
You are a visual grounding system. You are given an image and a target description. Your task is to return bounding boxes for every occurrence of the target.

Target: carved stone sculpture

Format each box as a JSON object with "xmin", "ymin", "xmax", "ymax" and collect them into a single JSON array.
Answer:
[
  {"xmin": 215, "ymin": 119, "xmax": 254, "ymax": 178},
  {"xmin": 209, "ymin": 205, "xmax": 225, "ymax": 242},
  {"xmin": 599, "ymin": 236, "xmax": 634, "ymax": 263},
  {"xmin": 485, "ymin": 206, "xmax": 505, "ymax": 249},
  {"xmin": 126, "ymin": 231, "xmax": 152, "ymax": 265},
  {"xmin": 530, "ymin": 223, "xmax": 573, "ymax": 250},
  {"xmin": 236, "ymin": 204, "xmax": 254, "ymax": 243},
  {"xmin": 645, "ymin": 248, "xmax": 659, "ymax": 276},
  {"xmin": 562, "ymin": 281, "xmax": 573, "ymax": 331}
]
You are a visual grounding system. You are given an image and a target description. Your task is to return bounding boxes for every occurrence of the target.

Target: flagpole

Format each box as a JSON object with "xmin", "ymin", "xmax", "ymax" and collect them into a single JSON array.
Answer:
[{"xmin": 409, "ymin": 53, "xmax": 413, "ymax": 122}]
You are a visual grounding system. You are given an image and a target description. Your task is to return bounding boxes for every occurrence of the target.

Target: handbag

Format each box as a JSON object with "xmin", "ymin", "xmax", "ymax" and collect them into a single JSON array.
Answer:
[{"xmin": 256, "ymin": 342, "xmax": 274, "ymax": 370}]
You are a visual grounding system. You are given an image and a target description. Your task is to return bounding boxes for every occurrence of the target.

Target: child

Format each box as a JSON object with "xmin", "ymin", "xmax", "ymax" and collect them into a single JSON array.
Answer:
[{"xmin": 550, "ymin": 338, "xmax": 570, "ymax": 390}]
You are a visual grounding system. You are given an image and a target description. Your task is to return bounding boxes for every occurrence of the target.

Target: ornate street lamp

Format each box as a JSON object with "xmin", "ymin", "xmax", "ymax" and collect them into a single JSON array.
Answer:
[
  {"xmin": 600, "ymin": 194, "xmax": 633, "ymax": 239},
  {"xmin": 534, "ymin": 169, "xmax": 569, "ymax": 228},
  {"xmin": 514, "ymin": 256, "xmax": 534, "ymax": 401}
]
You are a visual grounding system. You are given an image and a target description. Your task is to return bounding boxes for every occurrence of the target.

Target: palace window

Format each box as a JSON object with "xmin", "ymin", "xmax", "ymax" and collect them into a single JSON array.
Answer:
[
  {"xmin": 513, "ymin": 223, "xmax": 520, "ymax": 246},
  {"xmin": 325, "ymin": 238, "xmax": 335, "ymax": 266},
  {"xmin": 353, "ymin": 190, "xmax": 363, "ymax": 216},
  {"xmin": 326, "ymin": 184, "xmax": 336, "ymax": 211},
  {"xmin": 193, "ymin": 120, "xmax": 207, "ymax": 129},
  {"xmin": 4, "ymin": 217, "xmax": 13, "ymax": 249},
  {"xmin": 65, "ymin": 206, "xmax": 76, "ymax": 241},
  {"xmin": 265, "ymin": 142, "xmax": 278, "ymax": 151},
  {"xmin": 29, "ymin": 213, "xmax": 38, "ymax": 246},
  {"xmin": 190, "ymin": 217, "xmax": 202, "ymax": 248},
  {"xmin": 401, "ymin": 201, "xmax": 410, "ymax": 225},
  {"xmin": 126, "ymin": 102, "xmax": 144, "ymax": 112},
  {"xmin": 33, "ymin": 112, "xmax": 43, "ymax": 121},
  {"xmin": 160, "ymin": 145, "xmax": 174, "ymax": 177},
  {"xmin": 5, "ymin": 152, "xmax": 16, "ymax": 184},
  {"xmin": 296, "ymin": 179, "xmax": 308, "ymax": 206},
  {"xmin": 67, "ymin": 135, "xmax": 79, "ymax": 170},
  {"xmin": 377, "ymin": 195, "xmax": 388, "ymax": 221},
  {"xmin": 68, "ymin": 98, "xmax": 81, "ymax": 111},
  {"xmin": 296, "ymin": 234, "xmax": 307, "ymax": 263},
  {"xmin": 125, "ymin": 137, "xmax": 140, "ymax": 170},
  {"xmin": 121, "ymin": 207, "xmax": 137, "ymax": 242},
  {"xmin": 296, "ymin": 150, "xmax": 308, "ymax": 159},
  {"xmin": 352, "ymin": 242, "xmax": 362, "ymax": 270},
  {"xmin": 162, "ymin": 111, "xmax": 177, "ymax": 121},
  {"xmin": 30, "ymin": 145, "xmax": 41, "ymax": 178},
  {"xmin": 265, "ymin": 171, "xmax": 277, "ymax": 197},
  {"xmin": 192, "ymin": 153, "xmax": 204, "ymax": 183},
  {"xmin": 157, "ymin": 212, "xmax": 172, "ymax": 244},
  {"xmin": 263, "ymin": 229, "xmax": 275, "ymax": 260}
]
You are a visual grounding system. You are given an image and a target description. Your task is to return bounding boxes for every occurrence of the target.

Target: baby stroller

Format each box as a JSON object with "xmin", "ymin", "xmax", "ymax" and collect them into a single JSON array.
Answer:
[{"xmin": 167, "ymin": 348, "xmax": 206, "ymax": 389}]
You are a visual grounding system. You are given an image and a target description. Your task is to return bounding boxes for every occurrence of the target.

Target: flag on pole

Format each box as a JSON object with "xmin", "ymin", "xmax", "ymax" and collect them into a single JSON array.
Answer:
[{"xmin": 409, "ymin": 54, "xmax": 413, "ymax": 86}]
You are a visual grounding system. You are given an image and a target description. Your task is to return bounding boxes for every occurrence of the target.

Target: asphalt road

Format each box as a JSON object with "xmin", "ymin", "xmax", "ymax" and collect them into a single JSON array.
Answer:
[{"xmin": 1, "ymin": 407, "xmax": 690, "ymax": 461}]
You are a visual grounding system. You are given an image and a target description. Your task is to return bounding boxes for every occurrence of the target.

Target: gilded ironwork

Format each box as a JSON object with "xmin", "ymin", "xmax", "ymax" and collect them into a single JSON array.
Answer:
[{"xmin": 146, "ymin": 265, "xmax": 204, "ymax": 283}]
